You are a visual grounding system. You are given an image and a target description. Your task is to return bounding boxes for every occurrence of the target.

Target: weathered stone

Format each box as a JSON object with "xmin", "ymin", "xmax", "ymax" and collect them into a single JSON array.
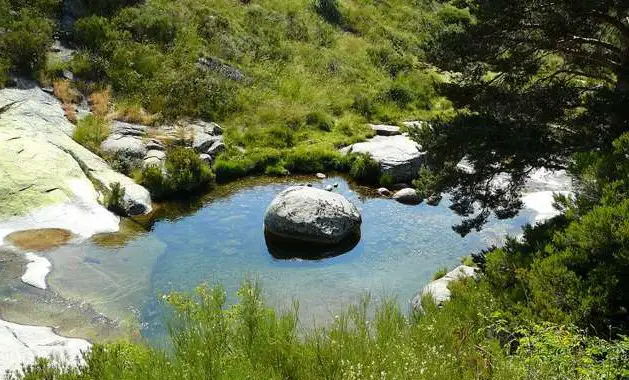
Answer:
[
  {"xmin": 392, "ymin": 188, "xmax": 422, "ymax": 205},
  {"xmin": 325, "ymin": 185, "xmax": 334, "ymax": 191},
  {"xmin": 412, "ymin": 266, "xmax": 477, "ymax": 312},
  {"xmin": 197, "ymin": 57, "xmax": 246, "ymax": 82},
  {"xmin": 145, "ymin": 138, "xmax": 165, "ymax": 151},
  {"xmin": 0, "ymin": 87, "xmax": 151, "ymax": 218},
  {"xmin": 143, "ymin": 150, "xmax": 166, "ymax": 168},
  {"xmin": 370, "ymin": 124, "xmax": 401, "ymax": 136},
  {"xmin": 341, "ymin": 135, "xmax": 424, "ymax": 183},
  {"xmin": 264, "ymin": 186, "xmax": 362, "ymax": 245},
  {"xmin": 110, "ymin": 120, "xmax": 147, "ymax": 136},
  {"xmin": 207, "ymin": 140, "xmax": 226, "ymax": 157},
  {"xmin": 0, "ymin": 318, "xmax": 91, "ymax": 376},
  {"xmin": 101, "ymin": 135, "xmax": 146, "ymax": 158},
  {"xmin": 316, "ymin": 173, "xmax": 327, "ymax": 179},
  {"xmin": 199, "ymin": 153, "xmax": 213, "ymax": 163},
  {"xmin": 377, "ymin": 187, "xmax": 392, "ymax": 197}
]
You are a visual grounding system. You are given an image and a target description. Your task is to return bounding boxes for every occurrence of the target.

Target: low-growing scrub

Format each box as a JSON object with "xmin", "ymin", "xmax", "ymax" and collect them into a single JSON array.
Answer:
[
  {"xmin": 7, "ymin": 280, "xmax": 629, "ymax": 380},
  {"xmin": 139, "ymin": 147, "xmax": 215, "ymax": 200},
  {"xmin": 347, "ymin": 152, "xmax": 381, "ymax": 185},
  {"xmin": 104, "ymin": 182, "xmax": 126, "ymax": 216},
  {"xmin": 72, "ymin": 115, "xmax": 110, "ymax": 153}
]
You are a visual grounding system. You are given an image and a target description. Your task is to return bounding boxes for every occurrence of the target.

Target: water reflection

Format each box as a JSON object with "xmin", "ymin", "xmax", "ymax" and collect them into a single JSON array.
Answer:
[{"xmin": 265, "ymin": 229, "xmax": 361, "ymax": 260}]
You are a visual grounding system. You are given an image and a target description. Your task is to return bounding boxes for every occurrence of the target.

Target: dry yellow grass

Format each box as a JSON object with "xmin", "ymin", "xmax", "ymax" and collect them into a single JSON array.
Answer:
[
  {"xmin": 112, "ymin": 102, "xmax": 157, "ymax": 125},
  {"xmin": 62, "ymin": 103, "xmax": 77, "ymax": 123},
  {"xmin": 88, "ymin": 87, "xmax": 111, "ymax": 117},
  {"xmin": 52, "ymin": 79, "xmax": 79, "ymax": 104}
]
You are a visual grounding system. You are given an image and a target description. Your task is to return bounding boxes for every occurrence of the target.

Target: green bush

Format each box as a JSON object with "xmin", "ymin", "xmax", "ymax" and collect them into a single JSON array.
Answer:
[
  {"xmin": 284, "ymin": 147, "xmax": 347, "ymax": 173},
  {"xmin": 1, "ymin": 8, "xmax": 55, "ymax": 75},
  {"xmin": 347, "ymin": 152, "xmax": 381, "ymax": 184},
  {"xmin": 10, "ymin": 281, "xmax": 629, "ymax": 380},
  {"xmin": 73, "ymin": 16, "xmax": 117, "ymax": 52},
  {"xmin": 72, "ymin": 115, "xmax": 110, "ymax": 153},
  {"xmin": 105, "ymin": 182, "xmax": 126, "ymax": 215},
  {"xmin": 305, "ymin": 111, "xmax": 334, "ymax": 132},
  {"xmin": 432, "ymin": 267, "xmax": 448, "ymax": 280},
  {"xmin": 140, "ymin": 147, "xmax": 215, "ymax": 200}
]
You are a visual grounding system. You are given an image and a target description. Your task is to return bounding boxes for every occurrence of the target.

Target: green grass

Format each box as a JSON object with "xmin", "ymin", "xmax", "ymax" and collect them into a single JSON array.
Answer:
[
  {"xmin": 7, "ymin": 280, "xmax": 629, "ymax": 380},
  {"xmin": 35, "ymin": 0, "xmax": 455, "ymax": 176},
  {"xmin": 432, "ymin": 266, "xmax": 448, "ymax": 280},
  {"xmin": 72, "ymin": 115, "xmax": 110, "ymax": 154},
  {"xmin": 138, "ymin": 147, "xmax": 216, "ymax": 200}
]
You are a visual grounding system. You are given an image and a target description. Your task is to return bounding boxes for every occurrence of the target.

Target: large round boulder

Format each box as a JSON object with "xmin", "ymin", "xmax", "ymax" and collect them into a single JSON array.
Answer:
[{"xmin": 264, "ymin": 186, "xmax": 362, "ymax": 246}]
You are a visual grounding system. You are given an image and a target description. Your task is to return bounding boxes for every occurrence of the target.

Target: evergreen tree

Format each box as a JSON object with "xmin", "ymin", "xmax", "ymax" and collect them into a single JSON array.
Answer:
[{"xmin": 418, "ymin": 0, "xmax": 629, "ymax": 235}]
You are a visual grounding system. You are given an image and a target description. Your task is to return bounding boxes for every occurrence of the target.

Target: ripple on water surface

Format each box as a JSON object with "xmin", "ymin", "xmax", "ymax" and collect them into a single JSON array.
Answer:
[{"xmin": 43, "ymin": 176, "xmax": 534, "ymax": 341}]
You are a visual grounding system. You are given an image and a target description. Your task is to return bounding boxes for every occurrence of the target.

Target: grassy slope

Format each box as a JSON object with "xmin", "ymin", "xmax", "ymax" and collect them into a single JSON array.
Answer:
[{"xmin": 48, "ymin": 0, "xmax": 455, "ymax": 177}]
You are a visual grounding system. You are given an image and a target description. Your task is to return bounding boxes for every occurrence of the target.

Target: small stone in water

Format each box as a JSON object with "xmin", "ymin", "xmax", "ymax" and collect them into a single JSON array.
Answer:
[
  {"xmin": 306, "ymin": 183, "xmax": 313, "ymax": 187},
  {"xmin": 333, "ymin": 183, "xmax": 339, "ymax": 188},
  {"xmin": 325, "ymin": 185, "xmax": 333, "ymax": 191},
  {"xmin": 316, "ymin": 173, "xmax": 327, "ymax": 179}
]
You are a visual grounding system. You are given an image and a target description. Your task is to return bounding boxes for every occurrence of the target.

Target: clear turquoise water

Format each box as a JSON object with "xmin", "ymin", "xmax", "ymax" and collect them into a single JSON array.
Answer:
[{"xmin": 44, "ymin": 176, "xmax": 534, "ymax": 341}]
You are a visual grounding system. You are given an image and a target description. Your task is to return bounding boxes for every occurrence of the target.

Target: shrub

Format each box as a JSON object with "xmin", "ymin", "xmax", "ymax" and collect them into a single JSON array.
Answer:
[
  {"xmin": 73, "ymin": 16, "xmax": 117, "ymax": 52},
  {"xmin": 111, "ymin": 100, "xmax": 155, "ymax": 125},
  {"xmin": 105, "ymin": 182, "xmax": 126, "ymax": 215},
  {"xmin": 264, "ymin": 126, "xmax": 296, "ymax": 148},
  {"xmin": 351, "ymin": 94, "xmax": 375, "ymax": 118},
  {"xmin": 1, "ymin": 8, "xmax": 54, "ymax": 75},
  {"xmin": 73, "ymin": 115, "xmax": 110, "ymax": 153},
  {"xmin": 432, "ymin": 267, "xmax": 449, "ymax": 280},
  {"xmin": 305, "ymin": 111, "xmax": 334, "ymax": 132},
  {"xmin": 140, "ymin": 148, "xmax": 215, "ymax": 200},
  {"xmin": 106, "ymin": 150, "xmax": 143, "ymax": 175},
  {"xmin": 348, "ymin": 152, "xmax": 381, "ymax": 184},
  {"xmin": 284, "ymin": 147, "xmax": 346, "ymax": 173},
  {"xmin": 88, "ymin": 87, "xmax": 111, "ymax": 117}
]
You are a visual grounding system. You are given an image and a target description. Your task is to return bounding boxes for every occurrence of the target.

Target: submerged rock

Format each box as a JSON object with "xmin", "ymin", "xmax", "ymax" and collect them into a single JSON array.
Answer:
[
  {"xmin": 4, "ymin": 228, "xmax": 72, "ymax": 252},
  {"xmin": 21, "ymin": 252, "xmax": 51, "ymax": 290},
  {"xmin": 392, "ymin": 188, "xmax": 422, "ymax": 205},
  {"xmin": 412, "ymin": 265, "xmax": 477, "ymax": 312},
  {"xmin": 264, "ymin": 186, "xmax": 362, "ymax": 246},
  {"xmin": 341, "ymin": 135, "xmax": 424, "ymax": 183}
]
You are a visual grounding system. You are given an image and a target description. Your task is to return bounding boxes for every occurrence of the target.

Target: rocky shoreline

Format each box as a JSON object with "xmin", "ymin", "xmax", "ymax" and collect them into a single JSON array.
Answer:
[{"xmin": 0, "ymin": 85, "xmax": 574, "ymax": 376}]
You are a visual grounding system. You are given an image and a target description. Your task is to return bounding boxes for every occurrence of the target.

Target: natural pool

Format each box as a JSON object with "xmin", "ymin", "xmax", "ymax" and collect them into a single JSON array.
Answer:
[{"xmin": 1, "ymin": 175, "xmax": 536, "ymax": 343}]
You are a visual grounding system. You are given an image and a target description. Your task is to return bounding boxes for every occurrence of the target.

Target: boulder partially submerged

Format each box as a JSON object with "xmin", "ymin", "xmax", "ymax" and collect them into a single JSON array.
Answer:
[
  {"xmin": 264, "ymin": 186, "xmax": 362, "ymax": 247},
  {"xmin": 392, "ymin": 188, "xmax": 422, "ymax": 205},
  {"xmin": 341, "ymin": 135, "xmax": 424, "ymax": 183}
]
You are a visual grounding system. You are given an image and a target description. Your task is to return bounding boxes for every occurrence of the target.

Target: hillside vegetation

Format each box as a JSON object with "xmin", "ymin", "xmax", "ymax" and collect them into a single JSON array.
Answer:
[
  {"xmin": 3, "ymin": 0, "xmax": 629, "ymax": 379},
  {"xmin": 1, "ymin": 0, "xmax": 461, "ymax": 179}
]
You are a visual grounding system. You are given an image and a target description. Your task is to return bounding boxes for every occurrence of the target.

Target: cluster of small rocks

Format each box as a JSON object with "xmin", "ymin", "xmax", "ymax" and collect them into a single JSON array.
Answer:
[
  {"xmin": 100, "ymin": 119, "xmax": 226, "ymax": 169},
  {"xmin": 191, "ymin": 120, "xmax": 226, "ymax": 163}
]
